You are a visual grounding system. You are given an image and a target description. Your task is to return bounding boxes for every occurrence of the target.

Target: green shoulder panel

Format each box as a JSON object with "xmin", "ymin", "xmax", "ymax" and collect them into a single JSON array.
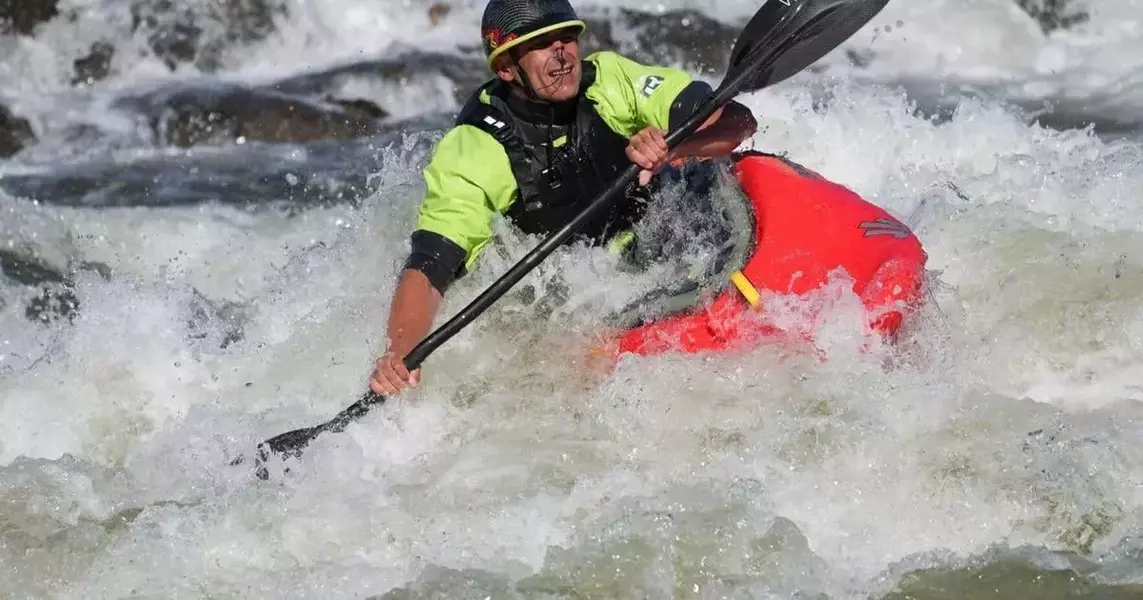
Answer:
[
  {"xmin": 584, "ymin": 50, "xmax": 696, "ymax": 137},
  {"xmin": 415, "ymin": 123, "xmax": 519, "ymax": 270}
]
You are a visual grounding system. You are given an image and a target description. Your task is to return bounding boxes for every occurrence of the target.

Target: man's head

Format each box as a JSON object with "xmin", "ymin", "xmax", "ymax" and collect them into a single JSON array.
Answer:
[{"xmin": 481, "ymin": 0, "xmax": 586, "ymax": 103}]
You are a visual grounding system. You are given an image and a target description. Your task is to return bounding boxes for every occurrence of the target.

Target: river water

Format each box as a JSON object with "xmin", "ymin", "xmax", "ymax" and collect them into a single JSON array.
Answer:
[{"xmin": 3, "ymin": 0, "xmax": 1143, "ymax": 598}]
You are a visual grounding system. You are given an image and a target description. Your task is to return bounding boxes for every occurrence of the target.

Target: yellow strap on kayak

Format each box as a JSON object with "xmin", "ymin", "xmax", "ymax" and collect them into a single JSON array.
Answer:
[{"xmin": 730, "ymin": 270, "xmax": 761, "ymax": 308}]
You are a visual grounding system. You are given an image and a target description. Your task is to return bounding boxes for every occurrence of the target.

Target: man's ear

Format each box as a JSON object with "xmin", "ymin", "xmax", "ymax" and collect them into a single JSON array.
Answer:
[{"xmin": 493, "ymin": 55, "xmax": 517, "ymax": 83}]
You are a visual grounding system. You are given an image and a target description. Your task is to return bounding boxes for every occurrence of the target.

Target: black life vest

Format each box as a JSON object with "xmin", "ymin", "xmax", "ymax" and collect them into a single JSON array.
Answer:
[{"xmin": 456, "ymin": 61, "xmax": 655, "ymax": 245}]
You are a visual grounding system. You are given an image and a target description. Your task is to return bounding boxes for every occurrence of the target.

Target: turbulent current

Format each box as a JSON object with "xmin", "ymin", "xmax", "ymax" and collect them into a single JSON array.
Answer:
[{"xmin": 3, "ymin": 0, "xmax": 1143, "ymax": 598}]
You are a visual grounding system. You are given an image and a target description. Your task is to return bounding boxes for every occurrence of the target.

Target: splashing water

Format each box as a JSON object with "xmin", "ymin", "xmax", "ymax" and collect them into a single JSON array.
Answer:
[{"xmin": 3, "ymin": 0, "xmax": 1143, "ymax": 598}]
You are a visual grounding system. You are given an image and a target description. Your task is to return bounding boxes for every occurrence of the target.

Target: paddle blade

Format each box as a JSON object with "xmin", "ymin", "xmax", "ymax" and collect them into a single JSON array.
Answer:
[
  {"xmin": 246, "ymin": 391, "xmax": 388, "ymax": 480},
  {"xmin": 727, "ymin": 0, "xmax": 890, "ymax": 93},
  {"xmin": 260, "ymin": 426, "xmax": 321, "ymax": 458}
]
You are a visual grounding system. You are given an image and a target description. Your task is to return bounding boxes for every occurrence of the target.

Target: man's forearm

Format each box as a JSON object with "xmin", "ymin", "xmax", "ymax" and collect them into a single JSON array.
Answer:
[
  {"xmin": 385, "ymin": 269, "xmax": 443, "ymax": 357},
  {"xmin": 673, "ymin": 101, "xmax": 757, "ymax": 159}
]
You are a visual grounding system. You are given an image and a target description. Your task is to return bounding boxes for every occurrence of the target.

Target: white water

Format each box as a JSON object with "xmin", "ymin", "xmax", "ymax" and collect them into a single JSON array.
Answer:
[
  {"xmin": 4, "ymin": 0, "xmax": 1143, "ymax": 598},
  {"xmin": 814, "ymin": 0, "xmax": 1143, "ymax": 129}
]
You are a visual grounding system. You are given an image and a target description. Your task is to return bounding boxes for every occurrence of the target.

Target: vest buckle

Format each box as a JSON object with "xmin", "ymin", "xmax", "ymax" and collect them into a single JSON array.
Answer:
[{"xmin": 542, "ymin": 166, "xmax": 563, "ymax": 189}]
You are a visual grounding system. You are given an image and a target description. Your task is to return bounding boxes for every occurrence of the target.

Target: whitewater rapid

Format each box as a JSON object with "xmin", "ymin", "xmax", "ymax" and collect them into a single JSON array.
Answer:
[{"xmin": 3, "ymin": 0, "xmax": 1143, "ymax": 598}]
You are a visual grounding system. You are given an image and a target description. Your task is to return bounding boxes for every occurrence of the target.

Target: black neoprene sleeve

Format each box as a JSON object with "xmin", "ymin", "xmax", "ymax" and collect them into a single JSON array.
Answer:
[
  {"xmin": 669, "ymin": 80, "xmax": 714, "ymax": 131},
  {"xmin": 403, "ymin": 230, "xmax": 468, "ymax": 294}
]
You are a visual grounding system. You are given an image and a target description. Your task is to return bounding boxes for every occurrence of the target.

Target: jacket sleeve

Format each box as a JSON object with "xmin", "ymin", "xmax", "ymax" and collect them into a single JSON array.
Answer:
[
  {"xmin": 406, "ymin": 124, "xmax": 519, "ymax": 292},
  {"xmin": 584, "ymin": 51, "xmax": 714, "ymax": 136}
]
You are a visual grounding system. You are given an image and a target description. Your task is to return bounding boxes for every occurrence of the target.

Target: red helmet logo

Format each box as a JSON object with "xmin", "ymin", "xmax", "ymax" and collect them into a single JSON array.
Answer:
[{"xmin": 482, "ymin": 28, "xmax": 517, "ymax": 49}]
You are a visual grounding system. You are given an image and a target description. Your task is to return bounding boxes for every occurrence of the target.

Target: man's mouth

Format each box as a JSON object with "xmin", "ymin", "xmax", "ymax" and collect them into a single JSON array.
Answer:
[{"xmin": 548, "ymin": 66, "xmax": 573, "ymax": 78}]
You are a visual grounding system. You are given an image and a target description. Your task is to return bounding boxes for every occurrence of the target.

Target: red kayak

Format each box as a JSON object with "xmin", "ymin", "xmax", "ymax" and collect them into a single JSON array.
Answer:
[{"xmin": 599, "ymin": 150, "xmax": 928, "ymax": 359}]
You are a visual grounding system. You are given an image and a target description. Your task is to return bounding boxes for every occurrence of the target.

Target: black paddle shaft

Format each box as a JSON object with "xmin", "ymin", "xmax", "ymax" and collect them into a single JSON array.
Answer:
[{"xmin": 252, "ymin": 0, "xmax": 892, "ymax": 468}]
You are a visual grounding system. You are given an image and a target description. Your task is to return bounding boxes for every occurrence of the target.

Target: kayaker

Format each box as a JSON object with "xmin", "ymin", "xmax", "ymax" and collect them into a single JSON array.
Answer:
[{"xmin": 369, "ymin": 0, "xmax": 759, "ymax": 395}]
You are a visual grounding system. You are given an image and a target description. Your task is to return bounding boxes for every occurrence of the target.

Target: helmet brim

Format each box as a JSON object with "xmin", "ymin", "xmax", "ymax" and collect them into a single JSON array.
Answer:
[{"xmin": 486, "ymin": 20, "xmax": 586, "ymax": 68}]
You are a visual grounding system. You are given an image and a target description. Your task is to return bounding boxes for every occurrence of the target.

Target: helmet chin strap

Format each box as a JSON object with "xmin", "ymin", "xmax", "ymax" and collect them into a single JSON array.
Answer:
[
  {"xmin": 509, "ymin": 53, "xmax": 543, "ymax": 103},
  {"xmin": 507, "ymin": 50, "xmax": 564, "ymax": 185}
]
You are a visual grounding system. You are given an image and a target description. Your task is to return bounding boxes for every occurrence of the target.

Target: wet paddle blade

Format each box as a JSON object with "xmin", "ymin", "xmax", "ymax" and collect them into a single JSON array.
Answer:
[
  {"xmin": 726, "ymin": 0, "xmax": 890, "ymax": 94},
  {"xmin": 236, "ymin": 392, "xmax": 386, "ymax": 478},
  {"xmin": 665, "ymin": 0, "xmax": 890, "ymax": 147}
]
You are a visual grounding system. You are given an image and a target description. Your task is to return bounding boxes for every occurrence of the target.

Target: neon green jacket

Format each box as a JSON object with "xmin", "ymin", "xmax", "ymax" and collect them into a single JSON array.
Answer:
[{"xmin": 414, "ymin": 50, "xmax": 705, "ymax": 273}]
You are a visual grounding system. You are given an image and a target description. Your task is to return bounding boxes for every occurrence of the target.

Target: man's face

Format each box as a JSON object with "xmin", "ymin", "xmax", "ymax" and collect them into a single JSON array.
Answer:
[{"xmin": 498, "ymin": 28, "xmax": 581, "ymax": 102}]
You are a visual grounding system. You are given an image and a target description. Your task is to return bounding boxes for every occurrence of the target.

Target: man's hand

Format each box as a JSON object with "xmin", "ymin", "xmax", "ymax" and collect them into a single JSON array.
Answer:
[
  {"xmin": 369, "ymin": 350, "xmax": 422, "ymax": 396},
  {"xmin": 626, "ymin": 126, "xmax": 671, "ymax": 186}
]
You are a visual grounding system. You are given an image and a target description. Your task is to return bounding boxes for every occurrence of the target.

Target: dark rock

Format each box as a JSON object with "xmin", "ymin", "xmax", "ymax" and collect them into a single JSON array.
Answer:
[
  {"xmin": 0, "ymin": 249, "xmax": 66, "ymax": 287},
  {"xmin": 0, "ymin": 246, "xmax": 244, "ymax": 337},
  {"xmin": 24, "ymin": 287, "xmax": 79, "ymax": 324},
  {"xmin": 130, "ymin": 0, "xmax": 287, "ymax": 72},
  {"xmin": 81, "ymin": 50, "xmax": 476, "ymax": 152},
  {"xmin": 131, "ymin": 0, "xmax": 201, "ymax": 69},
  {"xmin": 72, "ymin": 41, "xmax": 115, "ymax": 86},
  {"xmin": 214, "ymin": 0, "xmax": 281, "ymax": 40},
  {"xmin": 141, "ymin": 85, "xmax": 390, "ymax": 147},
  {"xmin": 0, "ymin": 104, "xmax": 35, "ymax": 158},
  {"xmin": 1015, "ymin": 0, "xmax": 1088, "ymax": 35},
  {"xmin": 326, "ymin": 97, "xmax": 389, "ymax": 120},
  {"xmin": 0, "ymin": 248, "xmax": 79, "ymax": 325},
  {"xmin": 0, "ymin": 113, "xmax": 448, "ymax": 209},
  {"xmin": 0, "ymin": 0, "xmax": 59, "ymax": 36},
  {"xmin": 82, "ymin": 45, "xmax": 480, "ymax": 150},
  {"xmin": 268, "ymin": 51, "xmax": 489, "ymax": 108}
]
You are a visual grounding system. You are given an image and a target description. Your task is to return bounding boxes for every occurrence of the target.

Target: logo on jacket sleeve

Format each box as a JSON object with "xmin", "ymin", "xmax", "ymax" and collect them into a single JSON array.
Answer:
[{"xmin": 640, "ymin": 75, "xmax": 664, "ymax": 97}]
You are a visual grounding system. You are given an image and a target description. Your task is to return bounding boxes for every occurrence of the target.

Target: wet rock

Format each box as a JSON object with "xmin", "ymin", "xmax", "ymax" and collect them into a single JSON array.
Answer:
[
  {"xmin": 72, "ymin": 41, "xmax": 115, "ymax": 86},
  {"xmin": 0, "ymin": 249, "xmax": 94, "ymax": 325},
  {"xmin": 0, "ymin": 113, "xmax": 447, "ymax": 209},
  {"xmin": 114, "ymin": 50, "xmax": 481, "ymax": 150},
  {"xmin": 0, "ymin": 104, "xmax": 35, "ymax": 158},
  {"xmin": 130, "ymin": 0, "xmax": 287, "ymax": 72},
  {"xmin": 325, "ymin": 96, "xmax": 389, "ymax": 121},
  {"xmin": 145, "ymin": 86, "xmax": 390, "ymax": 147},
  {"xmin": 268, "ymin": 51, "xmax": 488, "ymax": 108},
  {"xmin": 24, "ymin": 287, "xmax": 80, "ymax": 324},
  {"xmin": 0, "ymin": 249, "xmax": 67, "ymax": 287},
  {"xmin": 131, "ymin": 0, "xmax": 200, "ymax": 70},
  {"xmin": 213, "ymin": 0, "xmax": 282, "ymax": 41},
  {"xmin": 1015, "ymin": 0, "xmax": 1088, "ymax": 35},
  {"xmin": 0, "ymin": 0, "xmax": 59, "ymax": 36}
]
